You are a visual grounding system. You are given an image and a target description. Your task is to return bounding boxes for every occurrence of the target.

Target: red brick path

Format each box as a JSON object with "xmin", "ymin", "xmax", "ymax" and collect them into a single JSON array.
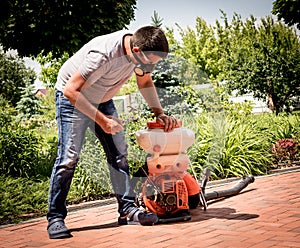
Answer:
[{"xmin": 0, "ymin": 171, "xmax": 299, "ymax": 248}]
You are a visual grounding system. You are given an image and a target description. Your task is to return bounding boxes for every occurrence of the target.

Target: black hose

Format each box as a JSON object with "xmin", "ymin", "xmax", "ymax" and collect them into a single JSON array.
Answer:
[{"xmin": 204, "ymin": 175, "xmax": 255, "ymax": 201}]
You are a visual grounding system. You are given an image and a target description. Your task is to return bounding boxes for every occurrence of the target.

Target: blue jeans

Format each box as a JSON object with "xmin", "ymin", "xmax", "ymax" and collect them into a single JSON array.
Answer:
[{"xmin": 47, "ymin": 91, "xmax": 136, "ymax": 221}]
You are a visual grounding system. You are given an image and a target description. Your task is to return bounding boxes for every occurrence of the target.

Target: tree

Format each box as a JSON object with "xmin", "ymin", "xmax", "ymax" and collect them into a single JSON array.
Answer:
[
  {"xmin": 0, "ymin": 0, "xmax": 137, "ymax": 57},
  {"xmin": 168, "ymin": 12, "xmax": 300, "ymax": 113},
  {"xmin": 16, "ymin": 83, "xmax": 42, "ymax": 120},
  {"xmin": 272, "ymin": 0, "xmax": 300, "ymax": 29},
  {"xmin": 151, "ymin": 11, "xmax": 164, "ymax": 27},
  {"xmin": 221, "ymin": 15, "xmax": 300, "ymax": 113},
  {"xmin": 36, "ymin": 51, "xmax": 69, "ymax": 89},
  {"xmin": 171, "ymin": 17, "xmax": 224, "ymax": 82},
  {"xmin": 0, "ymin": 46, "xmax": 36, "ymax": 107}
]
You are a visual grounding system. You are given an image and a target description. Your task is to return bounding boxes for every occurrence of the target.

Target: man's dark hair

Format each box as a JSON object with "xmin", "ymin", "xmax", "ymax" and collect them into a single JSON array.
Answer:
[{"xmin": 132, "ymin": 26, "xmax": 169, "ymax": 57}]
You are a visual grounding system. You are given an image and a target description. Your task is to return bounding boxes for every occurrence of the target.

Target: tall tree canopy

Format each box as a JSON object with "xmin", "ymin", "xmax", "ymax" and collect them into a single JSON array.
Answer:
[
  {"xmin": 272, "ymin": 0, "xmax": 300, "ymax": 29},
  {"xmin": 221, "ymin": 15, "xmax": 300, "ymax": 113},
  {"xmin": 0, "ymin": 0, "xmax": 137, "ymax": 57},
  {"xmin": 167, "ymin": 13, "xmax": 300, "ymax": 114}
]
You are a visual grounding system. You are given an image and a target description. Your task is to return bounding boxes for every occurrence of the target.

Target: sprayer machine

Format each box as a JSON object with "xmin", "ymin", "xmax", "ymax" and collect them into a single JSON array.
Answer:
[{"xmin": 135, "ymin": 121, "xmax": 254, "ymax": 223}]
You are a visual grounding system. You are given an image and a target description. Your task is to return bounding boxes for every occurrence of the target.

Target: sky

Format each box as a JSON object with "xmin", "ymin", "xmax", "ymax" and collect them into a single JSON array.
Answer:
[{"xmin": 127, "ymin": 0, "xmax": 275, "ymax": 37}]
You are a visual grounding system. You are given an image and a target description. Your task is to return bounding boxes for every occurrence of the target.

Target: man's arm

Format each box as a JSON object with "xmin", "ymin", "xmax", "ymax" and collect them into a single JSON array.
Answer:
[
  {"xmin": 63, "ymin": 71, "xmax": 123, "ymax": 134},
  {"xmin": 136, "ymin": 73, "xmax": 178, "ymax": 132}
]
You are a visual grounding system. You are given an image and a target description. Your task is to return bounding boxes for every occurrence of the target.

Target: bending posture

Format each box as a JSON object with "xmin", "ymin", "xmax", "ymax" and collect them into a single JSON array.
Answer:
[{"xmin": 47, "ymin": 26, "xmax": 178, "ymax": 239}]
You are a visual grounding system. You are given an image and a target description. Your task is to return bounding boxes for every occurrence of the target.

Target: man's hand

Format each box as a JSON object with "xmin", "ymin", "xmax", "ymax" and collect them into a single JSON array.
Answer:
[
  {"xmin": 156, "ymin": 114, "xmax": 178, "ymax": 132},
  {"xmin": 100, "ymin": 116, "xmax": 123, "ymax": 135}
]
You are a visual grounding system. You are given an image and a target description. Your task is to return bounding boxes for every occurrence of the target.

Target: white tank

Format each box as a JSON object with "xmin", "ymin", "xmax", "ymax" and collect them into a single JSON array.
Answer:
[{"xmin": 135, "ymin": 121, "xmax": 195, "ymax": 156}]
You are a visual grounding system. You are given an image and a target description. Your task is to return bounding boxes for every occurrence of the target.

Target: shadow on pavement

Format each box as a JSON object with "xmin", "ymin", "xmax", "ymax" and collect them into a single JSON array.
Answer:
[
  {"xmin": 69, "ymin": 207, "xmax": 259, "ymax": 233},
  {"xmin": 69, "ymin": 222, "xmax": 119, "ymax": 232},
  {"xmin": 190, "ymin": 207, "xmax": 259, "ymax": 222},
  {"xmin": 68, "ymin": 188, "xmax": 259, "ymax": 233}
]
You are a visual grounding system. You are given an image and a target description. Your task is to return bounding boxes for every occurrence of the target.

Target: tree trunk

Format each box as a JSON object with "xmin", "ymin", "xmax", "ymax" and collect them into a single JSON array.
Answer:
[
  {"xmin": 268, "ymin": 95, "xmax": 281, "ymax": 114},
  {"xmin": 267, "ymin": 95, "xmax": 275, "ymax": 113}
]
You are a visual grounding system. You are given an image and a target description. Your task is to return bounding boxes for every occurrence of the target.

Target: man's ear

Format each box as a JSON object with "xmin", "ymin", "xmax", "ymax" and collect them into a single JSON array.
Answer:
[{"xmin": 131, "ymin": 46, "xmax": 140, "ymax": 53}]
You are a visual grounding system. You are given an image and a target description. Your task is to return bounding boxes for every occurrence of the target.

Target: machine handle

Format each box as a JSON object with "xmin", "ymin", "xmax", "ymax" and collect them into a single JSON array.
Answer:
[{"xmin": 147, "ymin": 120, "xmax": 182, "ymax": 129}]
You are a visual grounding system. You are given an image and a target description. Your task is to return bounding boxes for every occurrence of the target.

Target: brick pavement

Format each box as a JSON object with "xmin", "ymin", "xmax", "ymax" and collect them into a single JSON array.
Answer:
[{"xmin": 0, "ymin": 170, "xmax": 299, "ymax": 248}]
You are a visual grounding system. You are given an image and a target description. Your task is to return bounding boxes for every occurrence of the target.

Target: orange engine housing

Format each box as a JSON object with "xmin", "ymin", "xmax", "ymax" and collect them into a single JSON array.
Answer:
[{"xmin": 142, "ymin": 172, "xmax": 200, "ymax": 217}]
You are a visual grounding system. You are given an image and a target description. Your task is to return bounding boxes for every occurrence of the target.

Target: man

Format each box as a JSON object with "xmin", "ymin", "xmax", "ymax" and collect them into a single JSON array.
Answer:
[{"xmin": 47, "ymin": 26, "xmax": 178, "ymax": 239}]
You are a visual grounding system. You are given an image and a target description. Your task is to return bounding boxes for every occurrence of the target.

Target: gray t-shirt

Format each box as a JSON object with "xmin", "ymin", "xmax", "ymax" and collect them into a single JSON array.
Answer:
[{"xmin": 55, "ymin": 30, "xmax": 135, "ymax": 103}]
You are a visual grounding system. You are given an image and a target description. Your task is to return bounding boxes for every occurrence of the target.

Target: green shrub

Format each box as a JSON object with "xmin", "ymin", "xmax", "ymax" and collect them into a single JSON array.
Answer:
[
  {"xmin": 0, "ymin": 96, "xmax": 54, "ymax": 178},
  {"xmin": 217, "ymin": 117, "xmax": 270, "ymax": 177},
  {"xmin": 0, "ymin": 175, "xmax": 49, "ymax": 225},
  {"xmin": 37, "ymin": 133, "xmax": 57, "ymax": 178},
  {"xmin": 188, "ymin": 112, "xmax": 271, "ymax": 179},
  {"xmin": 0, "ymin": 46, "xmax": 35, "ymax": 106},
  {"xmin": 254, "ymin": 113, "xmax": 299, "ymax": 141},
  {"xmin": 68, "ymin": 130, "xmax": 113, "ymax": 203},
  {"xmin": 0, "ymin": 124, "xmax": 41, "ymax": 177},
  {"xmin": 123, "ymin": 113, "xmax": 150, "ymax": 174},
  {"xmin": 0, "ymin": 99, "xmax": 39, "ymax": 177},
  {"xmin": 270, "ymin": 114, "xmax": 300, "ymax": 141},
  {"xmin": 252, "ymin": 113, "xmax": 300, "ymax": 169},
  {"xmin": 33, "ymin": 89, "xmax": 58, "ymax": 178}
]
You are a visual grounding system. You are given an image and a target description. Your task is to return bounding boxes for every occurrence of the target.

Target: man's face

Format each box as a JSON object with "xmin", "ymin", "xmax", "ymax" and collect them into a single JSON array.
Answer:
[{"xmin": 132, "ymin": 49, "xmax": 163, "ymax": 76}]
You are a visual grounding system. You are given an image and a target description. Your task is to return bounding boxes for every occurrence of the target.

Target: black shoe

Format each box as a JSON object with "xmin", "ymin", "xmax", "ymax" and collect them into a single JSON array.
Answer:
[
  {"xmin": 118, "ymin": 209, "xmax": 158, "ymax": 226},
  {"xmin": 47, "ymin": 218, "xmax": 72, "ymax": 239},
  {"xmin": 137, "ymin": 211, "xmax": 159, "ymax": 226},
  {"xmin": 118, "ymin": 215, "xmax": 128, "ymax": 225}
]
